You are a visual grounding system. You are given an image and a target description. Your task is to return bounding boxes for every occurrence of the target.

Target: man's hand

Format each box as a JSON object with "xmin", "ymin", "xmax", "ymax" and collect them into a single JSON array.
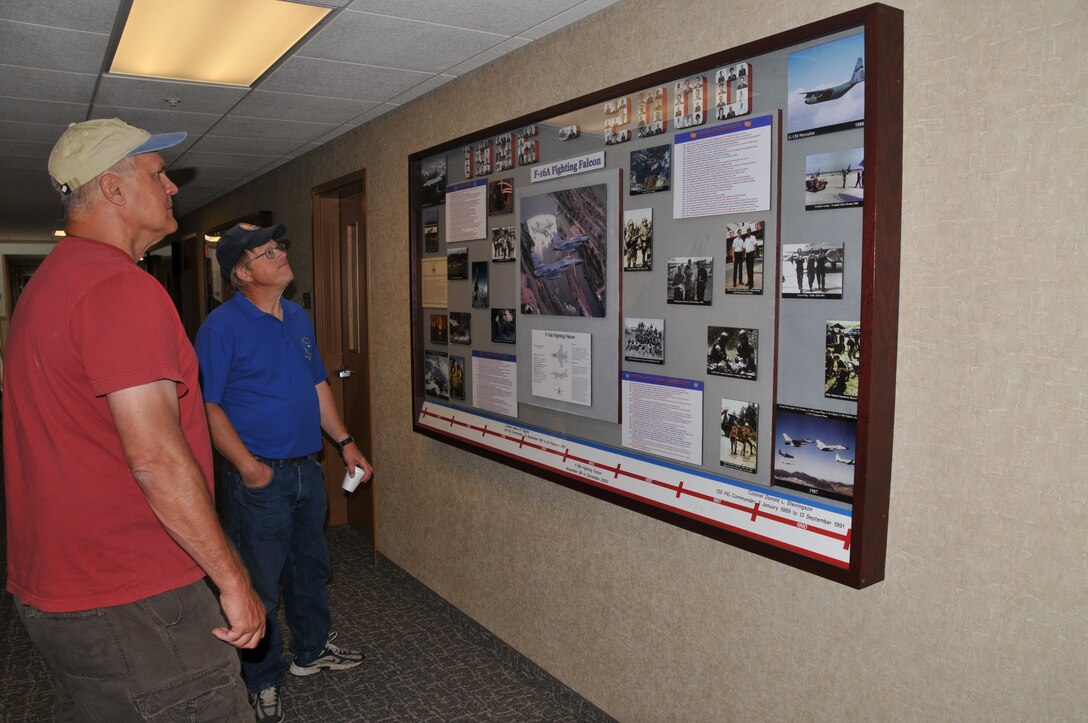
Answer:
[
  {"xmin": 240, "ymin": 459, "xmax": 273, "ymax": 490},
  {"xmin": 342, "ymin": 443, "xmax": 373, "ymax": 485},
  {"xmin": 213, "ymin": 584, "xmax": 267, "ymax": 649}
]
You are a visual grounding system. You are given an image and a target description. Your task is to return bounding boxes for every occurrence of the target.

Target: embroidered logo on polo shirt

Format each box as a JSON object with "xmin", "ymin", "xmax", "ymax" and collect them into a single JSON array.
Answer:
[{"xmin": 301, "ymin": 336, "xmax": 314, "ymax": 361}]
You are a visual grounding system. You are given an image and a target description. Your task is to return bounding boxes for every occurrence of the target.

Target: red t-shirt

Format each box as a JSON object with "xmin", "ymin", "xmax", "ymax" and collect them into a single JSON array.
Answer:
[{"xmin": 4, "ymin": 237, "xmax": 213, "ymax": 611}]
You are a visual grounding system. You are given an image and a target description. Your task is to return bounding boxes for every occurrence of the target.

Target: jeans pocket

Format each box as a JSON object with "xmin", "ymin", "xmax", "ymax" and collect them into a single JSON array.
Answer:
[
  {"xmin": 132, "ymin": 659, "xmax": 246, "ymax": 722},
  {"xmin": 22, "ymin": 606, "xmax": 131, "ymax": 680}
]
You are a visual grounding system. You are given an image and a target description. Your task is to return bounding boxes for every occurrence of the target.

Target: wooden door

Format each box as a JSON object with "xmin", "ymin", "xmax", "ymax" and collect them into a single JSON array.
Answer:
[{"xmin": 312, "ymin": 173, "xmax": 376, "ymax": 547}]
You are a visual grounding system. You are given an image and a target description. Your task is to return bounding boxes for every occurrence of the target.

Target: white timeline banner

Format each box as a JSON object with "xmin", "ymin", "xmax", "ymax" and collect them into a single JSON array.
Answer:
[{"xmin": 418, "ymin": 400, "xmax": 853, "ymax": 567}]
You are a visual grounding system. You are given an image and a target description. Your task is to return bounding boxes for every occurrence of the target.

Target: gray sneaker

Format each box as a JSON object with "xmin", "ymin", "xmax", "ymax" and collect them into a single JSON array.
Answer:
[
  {"xmin": 251, "ymin": 686, "xmax": 283, "ymax": 723},
  {"xmin": 289, "ymin": 632, "xmax": 364, "ymax": 676}
]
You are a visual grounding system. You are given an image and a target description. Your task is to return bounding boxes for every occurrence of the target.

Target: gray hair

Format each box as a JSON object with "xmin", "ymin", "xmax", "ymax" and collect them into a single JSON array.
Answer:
[{"xmin": 54, "ymin": 156, "xmax": 139, "ymax": 221}]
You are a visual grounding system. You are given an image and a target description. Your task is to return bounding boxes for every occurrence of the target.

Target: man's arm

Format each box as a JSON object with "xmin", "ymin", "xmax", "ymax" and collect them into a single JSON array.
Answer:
[
  {"xmin": 107, "ymin": 379, "xmax": 265, "ymax": 649},
  {"xmin": 315, "ymin": 380, "xmax": 372, "ymax": 482},
  {"xmin": 204, "ymin": 402, "xmax": 273, "ymax": 489}
]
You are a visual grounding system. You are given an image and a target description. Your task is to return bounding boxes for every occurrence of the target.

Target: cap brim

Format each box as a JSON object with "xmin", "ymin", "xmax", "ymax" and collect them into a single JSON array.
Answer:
[{"xmin": 128, "ymin": 131, "xmax": 187, "ymax": 156}]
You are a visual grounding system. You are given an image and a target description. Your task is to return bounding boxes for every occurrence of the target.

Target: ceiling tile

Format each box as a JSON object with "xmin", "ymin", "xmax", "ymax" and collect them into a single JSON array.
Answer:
[
  {"xmin": 0, "ymin": 97, "xmax": 88, "ymax": 125},
  {"xmin": 0, "ymin": 20, "xmax": 109, "ymax": 74},
  {"xmin": 261, "ymin": 57, "xmax": 429, "ymax": 102},
  {"xmin": 299, "ymin": 11, "xmax": 502, "ymax": 73},
  {"xmin": 0, "ymin": 0, "xmax": 122, "ymax": 34},
  {"xmin": 189, "ymin": 135, "xmax": 307, "ymax": 157},
  {"xmin": 442, "ymin": 37, "xmax": 530, "ymax": 77},
  {"xmin": 230, "ymin": 90, "xmax": 378, "ymax": 124},
  {"xmin": 0, "ymin": 155, "xmax": 53, "ymax": 171},
  {"xmin": 346, "ymin": 0, "xmax": 582, "ymax": 36},
  {"xmin": 388, "ymin": 74, "xmax": 455, "ymax": 105},
  {"xmin": 0, "ymin": 119, "xmax": 70, "ymax": 143},
  {"xmin": 90, "ymin": 105, "xmax": 222, "ymax": 136},
  {"xmin": 0, "ymin": 138, "xmax": 53, "ymax": 160},
  {"xmin": 172, "ymin": 151, "xmax": 274, "ymax": 171},
  {"xmin": 207, "ymin": 116, "xmax": 338, "ymax": 143},
  {"xmin": 0, "ymin": 65, "xmax": 97, "ymax": 104},
  {"xmin": 520, "ymin": 0, "xmax": 622, "ymax": 40},
  {"xmin": 96, "ymin": 75, "xmax": 249, "ymax": 115}
]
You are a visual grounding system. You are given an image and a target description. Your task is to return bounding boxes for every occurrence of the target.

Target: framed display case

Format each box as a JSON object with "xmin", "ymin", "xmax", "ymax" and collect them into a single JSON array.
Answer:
[{"xmin": 408, "ymin": 4, "xmax": 902, "ymax": 588}]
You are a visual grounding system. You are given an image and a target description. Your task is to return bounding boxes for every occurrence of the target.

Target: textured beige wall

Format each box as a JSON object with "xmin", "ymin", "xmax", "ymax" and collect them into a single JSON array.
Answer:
[{"xmin": 179, "ymin": 0, "xmax": 1088, "ymax": 719}]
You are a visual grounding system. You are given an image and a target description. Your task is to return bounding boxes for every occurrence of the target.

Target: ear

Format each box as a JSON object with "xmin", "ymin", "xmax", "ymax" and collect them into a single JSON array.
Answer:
[
  {"xmin": 98, "ymin": 171, "xmax": 126, "ymax": 207},
  {"xmin": 233, "ymin": 264, "xmax": 253, "ymax": 285}
]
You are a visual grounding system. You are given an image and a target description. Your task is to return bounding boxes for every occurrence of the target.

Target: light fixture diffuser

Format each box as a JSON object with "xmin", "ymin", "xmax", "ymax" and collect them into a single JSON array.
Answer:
[{"xmin": 111, "ymin": 0, "xmax": 330, "ymax": 87}]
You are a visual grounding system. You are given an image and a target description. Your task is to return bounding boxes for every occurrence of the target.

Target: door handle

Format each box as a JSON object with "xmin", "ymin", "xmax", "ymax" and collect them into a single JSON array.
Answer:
[{"xmin": 337, "ymin": 369, "xmax": 354, "ymax": 378}]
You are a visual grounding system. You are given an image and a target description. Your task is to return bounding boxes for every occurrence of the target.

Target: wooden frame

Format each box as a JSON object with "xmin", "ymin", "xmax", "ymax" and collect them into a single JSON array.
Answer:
[{"xmin": 407, "ymin": 4, "xmax": 902, "ymax": 588}]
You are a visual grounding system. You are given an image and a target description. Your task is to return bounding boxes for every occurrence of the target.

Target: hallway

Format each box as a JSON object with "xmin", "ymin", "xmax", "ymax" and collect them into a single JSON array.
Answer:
[{"xmin": 0, "ymin": 519, "xmax": 612, "ymax": 722}]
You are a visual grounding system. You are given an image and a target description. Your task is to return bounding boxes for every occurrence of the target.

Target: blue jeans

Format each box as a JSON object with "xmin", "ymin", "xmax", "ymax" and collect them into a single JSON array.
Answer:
[
  {"xmin": 15, "ymin": 580, "xmax": 250, "ymax": 721},
  {"xmin": 225, "ymin": 456, "xmax": 332, "ymax": 692}
]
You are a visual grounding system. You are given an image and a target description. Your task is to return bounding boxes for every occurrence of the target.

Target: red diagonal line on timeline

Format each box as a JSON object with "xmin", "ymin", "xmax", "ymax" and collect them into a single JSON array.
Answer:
[{"xmin": 422, "ymin": 411, "xmax": 851, "ymax": 548}]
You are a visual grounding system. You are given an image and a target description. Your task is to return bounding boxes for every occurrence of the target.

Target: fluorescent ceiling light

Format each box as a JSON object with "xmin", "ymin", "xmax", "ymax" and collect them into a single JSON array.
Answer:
[{"xmin": 111, "ymin": 0, "xmax": 330, "ymax": 87}]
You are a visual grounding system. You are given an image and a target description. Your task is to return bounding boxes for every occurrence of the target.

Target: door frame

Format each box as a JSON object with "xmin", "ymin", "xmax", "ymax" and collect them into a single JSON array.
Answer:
[{"xmin": 311, "ymin": 170, "xmax": 376, "ymax": 548}]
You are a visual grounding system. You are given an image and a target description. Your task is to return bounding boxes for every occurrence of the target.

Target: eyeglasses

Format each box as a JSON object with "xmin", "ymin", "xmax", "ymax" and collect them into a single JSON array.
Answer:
[{"xmin": 249, "ymin": 242, "xmax": 288, "ymax": 261}]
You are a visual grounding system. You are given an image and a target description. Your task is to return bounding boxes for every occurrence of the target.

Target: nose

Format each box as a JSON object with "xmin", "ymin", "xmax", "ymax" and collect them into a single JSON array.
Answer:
[{"xmin": 162, "ymin": 172, "xmax": 178, "ymax": 196}]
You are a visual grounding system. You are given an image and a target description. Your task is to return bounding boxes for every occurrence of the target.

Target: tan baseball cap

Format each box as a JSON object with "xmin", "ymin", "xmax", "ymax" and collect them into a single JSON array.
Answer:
[{"xmin": 48, "ymin": 118, "xmax": 187, "ymax": 194}]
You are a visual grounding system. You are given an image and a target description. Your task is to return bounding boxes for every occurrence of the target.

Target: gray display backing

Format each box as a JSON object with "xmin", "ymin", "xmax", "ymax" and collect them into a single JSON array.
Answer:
[{"xmin": 420, "ymin": 27, "xmax": 864, "ymax": 505}]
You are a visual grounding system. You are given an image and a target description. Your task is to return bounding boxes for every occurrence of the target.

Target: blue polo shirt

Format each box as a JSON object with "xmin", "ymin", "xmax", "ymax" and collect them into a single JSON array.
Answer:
[{"xmin": 195, "ymin": 293, "xmax": 327, "ymax": 459}]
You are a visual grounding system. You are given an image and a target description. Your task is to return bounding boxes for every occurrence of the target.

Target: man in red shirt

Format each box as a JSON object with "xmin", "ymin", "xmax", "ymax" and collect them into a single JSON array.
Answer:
[{"xmin": 3, "ymin": 118, "xmax": 264, "ymax": 721}]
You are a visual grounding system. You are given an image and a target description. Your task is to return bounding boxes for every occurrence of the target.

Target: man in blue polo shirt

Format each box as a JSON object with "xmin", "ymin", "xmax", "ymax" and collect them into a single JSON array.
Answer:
[{"xmin": 195, "ymin": 222, "xmax": 372, "ymax": 723}]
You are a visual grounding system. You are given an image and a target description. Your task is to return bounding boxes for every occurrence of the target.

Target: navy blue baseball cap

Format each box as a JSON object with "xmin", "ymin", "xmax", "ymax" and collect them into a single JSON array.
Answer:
[{"xmin": 216, "ymin": 223, "xmax": 287, "ymax": 281}]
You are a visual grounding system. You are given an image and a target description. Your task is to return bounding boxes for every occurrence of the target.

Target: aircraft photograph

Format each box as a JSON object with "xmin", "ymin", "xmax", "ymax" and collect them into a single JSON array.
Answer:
[
  {"xmin": 774, "ymin": 405, "xmax": 857, "ymax": 503},
  {"xmin": 518, "ymin": 184, "xmax": 608, "ymax": 317},
  {"xmin": 786, "ymin": 32, "xmax": 865, "ymax": 138},
  {"xmin": 800, "ymin": 58, "xmax": 863, "ymax": 105},
  {"xmin": 782, "ymin": 433, "xmax": 813, "ymax": 447}
]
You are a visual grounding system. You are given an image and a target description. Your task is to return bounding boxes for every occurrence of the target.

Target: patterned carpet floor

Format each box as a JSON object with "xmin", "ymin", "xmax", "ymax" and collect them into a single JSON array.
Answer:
[{"xmin": 0, "ymin": 523, "xmax": 613, "ymax": 722}]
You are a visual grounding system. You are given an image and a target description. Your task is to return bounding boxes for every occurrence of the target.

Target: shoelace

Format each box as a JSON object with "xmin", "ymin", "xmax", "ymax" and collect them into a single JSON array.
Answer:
[
  {"xmin": 324, "ymin": 632, "xmax": 348, "ymax": 655},
  {"xmin": 258, "ymin": 688, "xmax": 279, "ymax": 709}
]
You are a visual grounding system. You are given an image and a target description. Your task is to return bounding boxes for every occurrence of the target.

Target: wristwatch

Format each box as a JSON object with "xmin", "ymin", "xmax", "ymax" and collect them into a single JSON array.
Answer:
[{"xmin": 336, "ymin": 435, "xmax": 355, "ymax": 450}]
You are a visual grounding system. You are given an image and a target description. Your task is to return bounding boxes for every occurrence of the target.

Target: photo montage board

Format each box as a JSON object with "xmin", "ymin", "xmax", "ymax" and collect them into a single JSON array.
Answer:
[{"xmin": 409, "ymin": 5, "xmax": 902, "ymax": 588}]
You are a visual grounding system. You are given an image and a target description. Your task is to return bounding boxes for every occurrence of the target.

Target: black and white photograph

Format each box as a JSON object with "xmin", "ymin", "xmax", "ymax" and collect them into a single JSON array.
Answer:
[
  {"xmin": 519, "ymin": 183, "xmax": 607, "ymax": 317},
  {"xmin": 666, "ymin": 257, "xmax": 713, "ymax": 305},
  {"xmin": 623, "ymin": 208, "xmax": 653, "ymax": 271},
  {"xmin": 423, "ymin": 350, "xmax": 449, "ymax": 400},
  {"xmin": 447, "ymin": 247, "xmax": 468, "ymax": 280},
  {"xmin": 449, "ymin": 311, "xmax": 471, "ymax": 345},
  {"xmin": 719, "ymin": 398, "xmax": 758, "ymax": 474},
  {"xmin": 491, "ymin": 226, "xmax": 516, "ymax": 262},
  {"xmin": 488, "ymin": 177, "xmax": 513, "ymax": 216},
  {"xmin": 630, "ymin": 144, "xmax": 671, "ymax": 195},
  {"xmin": 623, "ymin": 318, "xmax": 664, "ymax": 364},
  {"xmin": 724, "ymin": 220, "xmax": 764, "ymax": 294},
  {"xmin": 714, "ymin": 62, "xmax": 751, "ymax": 120},
  {"xmin": 429, "ymin": 313, "xmax": 447, "ymax": 345},
  {"xmin": 493, "ymin": 133, "xmax": 514, "ymax": 172},
  {"xmin": 423, "ymin": 207, "xmax": 439, "ymax": 253},
  {"xmin": 773, "ymin": 404, "xmax": 857, "ymax": 504},
  {"xmin": 637, "ymin": 86, "xmax": 667, "ymax": 138},
  {"xmin": 421, "ymin": 154, "xmax": 447, "ymax": 207},
  {"xmin": 707, "ymin": 326, "xmax": 758, "ymax": 380},
  {"xmin": 448, "ymin": 354, "xmax": 465, "ymax": 400},
  {"xmin": 558, "ymin": 125, "xmax": 580, "ymax": 141},
  {"xmin": 782, "ymin": 242, "xmax": 844, "ymax": 298},
  {"xmin": 491, "ymin": 308, "xmax": 516, "ymax": 344},
  {"xmin": 474, "ymin": 140, "xmax": 493, "ymax": 177},
  {"xmin": 805, "ymin": 148, "xmax": 864, "ymax": 210},
  {"xmin": 787, "ymin": 32, "xmax": 864, "ymax": 140},
  {"xmin": 825, "ymin": 321, "xmax": 860, "ymax": 401},
  {"xmin": 471, "ymin": 261, "xmax": 489, "ymax": 308}
]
